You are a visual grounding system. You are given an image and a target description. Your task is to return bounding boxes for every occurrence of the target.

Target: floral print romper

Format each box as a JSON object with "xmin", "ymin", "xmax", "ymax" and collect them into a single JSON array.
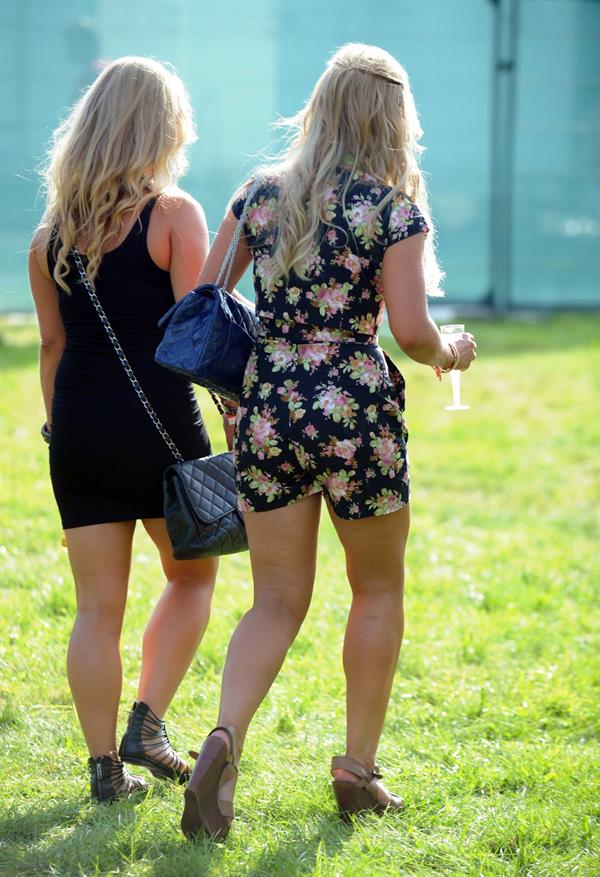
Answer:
[{"xmin": 231, "ymin": 170, "xmax": 429, "ymax": 518}]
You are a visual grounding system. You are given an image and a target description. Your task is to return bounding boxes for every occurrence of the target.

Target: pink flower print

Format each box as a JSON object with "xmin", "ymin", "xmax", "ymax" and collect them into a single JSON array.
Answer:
[
  {"xmin": 258, "ymin": 382, "xmax": 273, "ymax": 400},
  {"xmin": 242, "ymin": 466, "xmax": 283, "ymax": 502},
  {"xmin": 265, "ymin": 338, "xmax": 295, "ymax": 371},
  {"xmin": 242, "ymin": 352, "xmax": 259, "ymax": 391},
  {"xmin": 303, "ymin": 423, "xmax": 318, "ymax": 439},
  {"xmin": 365, "ymin": 489, "xmax": 405, "ymax": 516},
  {"xmin": 307, "ymin": 282, "xmax": 352, "ymax": 318},
  {"xmin": 298, "ymin": 343, "xmax": 333, "ymax": 372},
  {"xmin": 346, "ymin": 197, "xmax": 384, "ymax": 248},
  {"xmin": 365, "ymin": 467, "xmax": 376, "ymax": 479},
  {"xmin": 277, "ymin": 379, "xmax": 306, "ymax": 422},
  {"xmin": 250, "ymin": 415, "xmax": 274, "ymax": 447},
  {"xmin": 350, "ymin": 313, "xmax": 377, "ymax": 336},
  {"xmin": 333, "ymin": 439, "xmax": 358, "ymax": 462},
  {"xmin": 280, "ymin": 462, "xmax": 294, "ymax": 474},
  {"xmin": 247, "ymin": 197, "xmax": 277, "ymax": 233},
  {"xmin": 293, "ymin": 443, "xmax": 316, "ymax": 470},
  {"xmin": 313, "ymin": 384, "xmax": 359, "ymax": 427},
  {"xmin": 248, "ymin": 406, "xmax": 281, "ymax": 459},
  {"xmin": 286, "ymin": 286, "xmax": 301, "ymax": 305},
  {"xmin": 322, "ymin": 470, "xmax": 358, "ymax": 503},
  {"xmin": 322, "ymin": 186, "xmax": 338, "ymax": 222},
  {"xmin": 238, "ymin": 493, "xmax": 255, "ymax": 513},
  {"xmin": 342, "ymin": 352, "xmax": 383, "ymax": 392},
  {"xmin": 344, "ymin": 253, "xmax": 362, "ymax": 275},
  {"xmin": 349, "ymin": 502, "xmax": 360, "ymax": 516},
  {"xmin": 326, "ymin": 228, "xmax": 337, "ymax": 242},
  {"xmin": 370, "ymin": 427, "xmax": 404, "ymax": 477},
  {"xmin": 255, "ymin": 254, "xmax": 281, "ymax": 301}
]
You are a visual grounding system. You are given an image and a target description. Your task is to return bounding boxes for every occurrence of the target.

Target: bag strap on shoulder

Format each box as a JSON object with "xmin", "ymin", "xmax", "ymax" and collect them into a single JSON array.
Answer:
[{"xmin": 216, "ymin": 176, "xmax": 264, "ymax": 292}]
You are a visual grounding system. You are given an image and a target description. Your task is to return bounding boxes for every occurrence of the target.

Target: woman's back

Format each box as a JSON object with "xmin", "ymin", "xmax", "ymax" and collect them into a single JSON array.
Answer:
[
  {"xmin": 233, "ymin": 169, "xmax": 428, "ymax": 344},
  {"xmin": 48, "ymin": 199, "xmax": 174, "ymax": 354}
]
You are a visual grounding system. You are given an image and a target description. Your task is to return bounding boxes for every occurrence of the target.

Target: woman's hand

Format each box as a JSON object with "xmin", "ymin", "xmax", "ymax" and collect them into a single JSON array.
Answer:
[{"xmin": 451, "ymin": 333, "xmax": 477, "ymax": 371}]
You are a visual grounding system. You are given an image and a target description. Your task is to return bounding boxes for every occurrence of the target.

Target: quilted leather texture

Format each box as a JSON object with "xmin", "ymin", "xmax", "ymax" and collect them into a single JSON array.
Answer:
[
  {"xmin": 163, "ymin": 451, "xmax": 248, "ymax": 559},
  {"xmin": 155, "ymin": 284, "xmax": 259, "ymax": 401}
]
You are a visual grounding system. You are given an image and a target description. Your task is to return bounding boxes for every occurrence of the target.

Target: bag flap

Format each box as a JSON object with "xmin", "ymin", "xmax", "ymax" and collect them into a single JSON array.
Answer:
[
  {"xmin": 157, "ymin": 284, "xmax": 220, "ymax": 329},
  {"xmin": 166, "ymin": 452, "xmax": 238, "ymax": 524}
]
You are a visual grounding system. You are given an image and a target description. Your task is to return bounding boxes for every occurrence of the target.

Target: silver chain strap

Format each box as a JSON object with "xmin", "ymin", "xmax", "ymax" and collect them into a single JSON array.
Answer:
[
  {"xmin": 216, "ymin": 176, "xmax": 264, "ymax": 291},
  {"xmin": 71, "ymin": 247, "xmax": 185, "ymax": 463}
]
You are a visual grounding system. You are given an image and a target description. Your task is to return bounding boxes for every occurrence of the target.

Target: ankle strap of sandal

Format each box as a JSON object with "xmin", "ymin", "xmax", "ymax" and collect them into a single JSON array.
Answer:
[
  {"xmin": 209, "ymin": 725, "xmax": 239, "ymax": 767},
  {"xmin": 331, "ymin": 755, "xmax": 382, "ymax": 782}
]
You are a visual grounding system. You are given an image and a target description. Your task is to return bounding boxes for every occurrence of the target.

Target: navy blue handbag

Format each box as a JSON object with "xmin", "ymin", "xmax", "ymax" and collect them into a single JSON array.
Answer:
[{"xmin": 155, "ymin": 177, "xmax": 262, "ymax": 401}]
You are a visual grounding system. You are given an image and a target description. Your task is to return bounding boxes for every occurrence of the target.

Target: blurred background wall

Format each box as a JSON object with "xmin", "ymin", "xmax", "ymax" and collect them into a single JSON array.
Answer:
[{"xmin": 1, "ymin": 0, "xmax": 599, "ymax": 312}]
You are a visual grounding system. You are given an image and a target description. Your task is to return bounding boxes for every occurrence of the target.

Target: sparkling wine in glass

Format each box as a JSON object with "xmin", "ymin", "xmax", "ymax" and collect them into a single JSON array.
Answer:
[{"xmin": 440, "ymin": 323, "xmax": 470, "ymax": 411}]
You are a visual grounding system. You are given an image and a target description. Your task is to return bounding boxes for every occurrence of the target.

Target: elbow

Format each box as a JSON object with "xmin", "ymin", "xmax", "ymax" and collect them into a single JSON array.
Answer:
[
  {"xmin": 391, "ymin": 330, "xmax": 424, "ymax": 355},
  {"xmin": 40, "ymin": 336, "xmax": 65, "ymax": 353}
]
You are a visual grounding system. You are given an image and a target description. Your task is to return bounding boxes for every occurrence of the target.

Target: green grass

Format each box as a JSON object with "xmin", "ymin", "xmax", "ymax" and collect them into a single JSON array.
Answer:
[{"xmin": 0, "ymin": 314, "xmax": 599, "ymax": 877}]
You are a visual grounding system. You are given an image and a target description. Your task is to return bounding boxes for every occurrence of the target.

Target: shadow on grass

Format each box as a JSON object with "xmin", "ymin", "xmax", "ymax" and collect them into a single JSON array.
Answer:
[
  {"xmin": 143, "ymin": 812, "xmax": 354, "ymax": 877},
  {"xmin": 237, "ymin": 815, "xmax": 353, "ymax": 877},
  {"xmin": 0, "ymin": 800, "xmax": 82, "ymax": 845}
]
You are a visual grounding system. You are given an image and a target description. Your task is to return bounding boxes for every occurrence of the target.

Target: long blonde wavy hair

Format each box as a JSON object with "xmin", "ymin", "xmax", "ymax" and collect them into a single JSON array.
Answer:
[
  {"xmin": 248, "ymin": 43, "xmax": 443, "ymax": 294},
  {"xmin": 40, "ymin": 56, "xmax": 196, "ymax": 291}
]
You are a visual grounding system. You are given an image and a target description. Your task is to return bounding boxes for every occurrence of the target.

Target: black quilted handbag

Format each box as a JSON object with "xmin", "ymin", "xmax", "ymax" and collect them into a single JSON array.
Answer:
[
  {"xmin": 71, "ymin": 248, "xmax": 248, "ymax": 560},
  {"xmin": 154, "ymin": 177, "xmax": 263, "ymax": 401},
  {"xmin": 163, "ymin": 452, "xmax": 247, "ymax": 559}
]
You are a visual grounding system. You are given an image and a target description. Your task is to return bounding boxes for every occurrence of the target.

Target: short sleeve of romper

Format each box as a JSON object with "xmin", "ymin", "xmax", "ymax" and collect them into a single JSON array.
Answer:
[
  {"xmin": 231, "ymin": 186, "xmax": 249, "ymax": 220},
  {"xmin": 384, "ymin": 192, "xmax": 429, "ymax": 247}
]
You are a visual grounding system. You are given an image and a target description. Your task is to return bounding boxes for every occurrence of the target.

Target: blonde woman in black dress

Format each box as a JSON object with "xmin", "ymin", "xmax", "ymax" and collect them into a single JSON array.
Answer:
[{"xmin": 29, "ymin": 57, "xmax": 223, "ymax": 801}]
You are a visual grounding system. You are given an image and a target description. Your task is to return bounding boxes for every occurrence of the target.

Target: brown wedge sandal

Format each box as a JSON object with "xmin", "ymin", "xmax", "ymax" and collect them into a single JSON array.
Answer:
[
  {"xmin": 181, "ymin": 725, "xmax": 238, "ymax": 842},
  {"xmin": 331, "ymin": 755, "xmax": 404, "ymax": 822}
]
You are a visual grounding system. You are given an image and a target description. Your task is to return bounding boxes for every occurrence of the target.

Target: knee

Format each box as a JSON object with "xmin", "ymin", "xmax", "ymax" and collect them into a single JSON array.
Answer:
[
  {"xmin": 348, "ymin": 574, "xmax": 405, "ymax": 618},
  {"xmin": 74, "ymin": 600, "xmax": 125, "ymax": 636},
  {"xmin": 253, "ymin": 587, "xmax": 310, "ymax": 632},
  {"xmin": 168, "ymin": 570, "xmax": 216, "ymax": 595}
]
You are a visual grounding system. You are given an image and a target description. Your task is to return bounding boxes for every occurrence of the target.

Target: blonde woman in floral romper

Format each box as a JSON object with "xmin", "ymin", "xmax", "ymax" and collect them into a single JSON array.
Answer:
[{"xmin": 181, "ymin": 44, "xmax": 477, "ymax": 839}]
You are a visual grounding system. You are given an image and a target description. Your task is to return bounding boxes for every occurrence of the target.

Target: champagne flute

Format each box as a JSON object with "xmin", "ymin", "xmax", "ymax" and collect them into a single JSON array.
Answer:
[{"xmin": 440, "ymin": 323, "xmax": 470, "ymax": 411}]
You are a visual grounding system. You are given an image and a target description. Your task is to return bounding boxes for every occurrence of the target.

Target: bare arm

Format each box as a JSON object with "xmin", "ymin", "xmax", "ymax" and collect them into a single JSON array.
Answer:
[
  {"xmin": 28, "ymin": 232, "xmax": 66, "ymax": 428},
  {"xmin": 198, "ymin": 209, "xmax": 254, "ymax": 308},
  {"xmin": 152, "ymin": 190, "xmax": 211, "ymax": 300},
  {"xmin": 382, "ymin": 233, "xmax": 476, "ymax": 370}
]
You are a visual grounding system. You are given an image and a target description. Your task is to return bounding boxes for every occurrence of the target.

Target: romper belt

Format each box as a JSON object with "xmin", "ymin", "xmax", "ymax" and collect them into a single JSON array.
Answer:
[{"xmin": 254, "ymin": 319, "xmax": 406, "ymax": 408}]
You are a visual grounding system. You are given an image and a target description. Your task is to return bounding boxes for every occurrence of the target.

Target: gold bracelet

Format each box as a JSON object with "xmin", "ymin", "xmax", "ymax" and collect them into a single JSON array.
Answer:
[{"xmin": 440, "ymin": 342, "xmax": 460, "ymax": 373}]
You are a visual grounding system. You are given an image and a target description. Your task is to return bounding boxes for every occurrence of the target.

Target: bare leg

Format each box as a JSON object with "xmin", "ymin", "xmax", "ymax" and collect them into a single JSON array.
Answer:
[
  {"xmin": 65, "ymin": 521, "xmax": 136, "ymax": 757},
  {"xmin": 328, "ymin": 503, "xmax": 410, "ymax": 802},
  {"xmin": 213, "ymin": 493, "xmax": 322, "ymax": 751},
  {"xmin": 138, "ymin": 518, "xmax": 218, "ymax": 718}
]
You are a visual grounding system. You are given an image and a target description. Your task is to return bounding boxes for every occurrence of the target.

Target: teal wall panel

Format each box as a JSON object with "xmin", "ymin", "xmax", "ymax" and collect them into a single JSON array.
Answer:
[{"xmin": 1, "ymin": 0, "xmax": 598, "ymax": 311}]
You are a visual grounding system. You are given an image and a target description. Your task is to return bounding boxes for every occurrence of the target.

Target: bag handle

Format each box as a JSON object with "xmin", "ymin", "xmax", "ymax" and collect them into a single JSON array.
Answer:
[
  {"xmin": 216, "ymin": 176, "xmax": 264, "ymax": 291},
  {"xmin": 71, "ymin": 247, "xmax": 185, "ymax": 463}
]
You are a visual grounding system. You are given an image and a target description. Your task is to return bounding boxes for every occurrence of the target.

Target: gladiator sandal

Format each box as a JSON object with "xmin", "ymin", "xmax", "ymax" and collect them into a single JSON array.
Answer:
[
  {"xmin": 88, "ymin": 751, "xmax": 148, "ymax": 803},
  {"xmin": 118, "ymin": 701, "xmax": 192, "ymax": 784},
  {"xmin": 181, "ymin": 725, "xmax": 239, "ymax": 842},
  {"xmin": 331, "ymin": 755, "xmax": 404, "ymax": 822}
]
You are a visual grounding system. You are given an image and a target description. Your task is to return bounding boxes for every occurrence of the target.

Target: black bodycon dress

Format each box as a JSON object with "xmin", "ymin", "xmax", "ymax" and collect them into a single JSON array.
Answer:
[{"xmin": 48, "ymin": 199, "xmax": 211, "ymax": 529}]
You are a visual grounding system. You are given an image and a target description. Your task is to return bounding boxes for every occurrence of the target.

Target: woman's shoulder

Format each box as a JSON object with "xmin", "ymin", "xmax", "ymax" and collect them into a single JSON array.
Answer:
[
  {"xmin": 30, "ymin": 223, "xmax": 54, "ymax": 279},
  {"xmin": 155, "ymin": 186, "xmax": 207, "ymax": 226}
]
